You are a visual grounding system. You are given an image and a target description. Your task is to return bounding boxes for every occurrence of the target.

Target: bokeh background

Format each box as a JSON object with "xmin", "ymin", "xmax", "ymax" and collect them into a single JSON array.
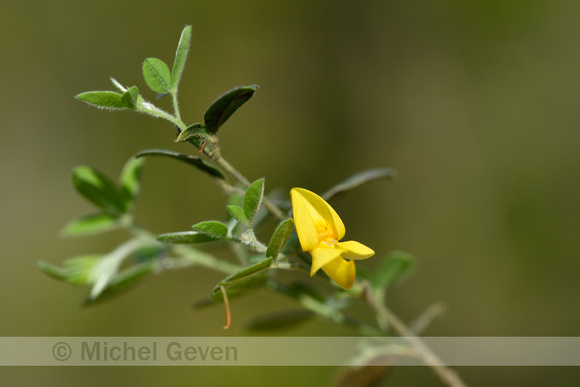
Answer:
[{"xmin": 2, "ymin": 0, "xmax": 580, "ymax": 385}]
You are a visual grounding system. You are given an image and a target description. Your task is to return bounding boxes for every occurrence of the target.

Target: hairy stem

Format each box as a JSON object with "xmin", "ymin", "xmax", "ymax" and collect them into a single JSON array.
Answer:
[
  {"xmin": 170, "ymin": 114, "xmax": 287, "ymax": 220},
  {"xmin": 171, "ymin": 92, "xmax": 182, "ymax": 121},
  {"xmin": 362, "ymin": 282, "xmax": 467, "ymax": 387},
  {"xmin": 214, "ymin": 154, "xmax": 286, "ymax": 219}
]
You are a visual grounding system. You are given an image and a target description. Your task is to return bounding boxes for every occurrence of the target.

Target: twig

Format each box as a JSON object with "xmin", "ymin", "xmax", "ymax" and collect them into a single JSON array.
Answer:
[
  {"xmin": 362, "ymin": 282, "xmax": 467, "ymax": 387},
  {"xmin": 410, "ymin": 302, "xmax": 446, "ymax": 335},
  {"xmin": 212, "ymin": 152, "xmax": 286, "ymax": 220}
]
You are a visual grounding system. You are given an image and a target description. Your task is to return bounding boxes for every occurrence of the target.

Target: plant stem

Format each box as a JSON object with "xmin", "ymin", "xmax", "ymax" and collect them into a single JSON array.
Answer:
[
  {"xmin": 410, "ymin": 303, "xmax": 447, "ymax": 335},
  {"xmin": 211, "ymin": 148, "xmax": 250, "ymax": 185},
  {"xmin": 213, "ymin": 153, "xmax": 286, "ymax": 220},
  {"xmin": 171, "ymin": 91, "xmax": 182, "ymax": 121},
  {"xmin": 166, "ymin": 104, "xmax": 288, "ymax": 221},
  {"xmin": 138, "ymin": 102, "xmax": 185, "ymax": 130},
  {"xmin": 362, "ymin": 282, "xmax": 467, "ymax": 387},
  {"xmin": 169, "ymin": 112, "xmax": 287, "ymax": 220}
]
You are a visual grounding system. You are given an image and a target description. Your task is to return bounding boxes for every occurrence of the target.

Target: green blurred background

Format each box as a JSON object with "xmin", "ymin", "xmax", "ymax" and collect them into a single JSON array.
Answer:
[{"xmin": 2, "ymin": 0, "xmax": 580, "ymax": 385}]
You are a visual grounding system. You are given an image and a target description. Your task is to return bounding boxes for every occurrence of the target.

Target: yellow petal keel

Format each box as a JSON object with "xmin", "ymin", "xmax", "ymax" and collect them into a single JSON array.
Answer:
[
  {"xmin": 320, "ymin": 257, "xmax": 356, "ymax": 290},
  {"xmin": 310, "ymin": 247, "xmax": 343, "ymax": 276}
]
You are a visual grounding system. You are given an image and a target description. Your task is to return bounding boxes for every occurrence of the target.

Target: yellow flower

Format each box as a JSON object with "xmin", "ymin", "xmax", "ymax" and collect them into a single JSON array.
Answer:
[{"xmin": 290, "ymin": 187, "xmax": 375, "ymax": 289}]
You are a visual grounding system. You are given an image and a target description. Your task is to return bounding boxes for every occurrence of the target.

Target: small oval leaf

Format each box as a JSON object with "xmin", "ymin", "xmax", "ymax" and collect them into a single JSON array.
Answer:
[
  {"xmin": 204, "ymin": 85, "xmax": 258, "ymax": 133},
  {"xmin": 61, "ymin": 212, "xmax": 120, "ymax": 237},
  {"xmin": 76, "ymin": 91, "xmax": 126, "ymax": 110},
  {"xmin": 193, "ymin": 221, "xmax": 229, "ymax": 238},
  {"xmin": 37, "ymin": 260, "xmax": 72, "ymax": 283},
  {"xmin": 210, "ymin": 274, "xmax": 266, "ymax": 302},
  {"xmin": 119, "ymin": 156, "xmax": 145, "ymax": 211},
  {"xmin": 72, "ymin": 166, "xmax": 124, "ymax": 213},
  {"xmin": 323, "ymin": 168, "xmax": 397, "ymax": 201},
  {"xmin": 266, "ymin": 218, "xmax": 295, "ymax": 259},
  {"xmin": 211, "ymin": 257, "xmax": 272, "ymax": 300},
  {"xmin": 219, "ymin": 257, "xmax": 272, "ymax": 285},
  {"xmin": 143, "ymin": 58, "xmax": 172, "ymax": 94},
  {"xmin": 226, "ymin": 205, "xmax": 248, "ymax": 225},
  {"xmin": 243, "ymin": 178, "xmax": 264, "ymax": 224},
  {"xmin": 171, "ymin": 25, "xmax": 192, "ymax": 91},
  {"xmin": 157, "ymin": 231, "xmax": 220, "ymax": 244},
  {"xmin": 120, "ymin": 86, "xmax": 140, "ymax": 108},
  {"xmin": 38, "ymin": 255, "xmax": 101, "ymax": 285},
  {"xmin": 175, "ymin": 123, "xmax": 211, "ymax": 143},
  {"xmin": 135, "ymin": 149, "xmax": 224, "ymax": 180}
]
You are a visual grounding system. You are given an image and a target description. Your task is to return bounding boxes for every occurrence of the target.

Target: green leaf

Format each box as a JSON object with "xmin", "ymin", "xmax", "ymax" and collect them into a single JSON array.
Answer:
[
  {"xmin": 175, "ymin": 123, "xmax": 211, "ymax": 143},
  {"xmin": 226, "ymin": 205, "xmax": 248, "ymax": 225},
  {"xmin": 323, "ymin": 168, "xmax": 397, "ymax": 201},
  {"xmin": 243, "ymin": 178, "xmax": 264, "ymax": 224},
  {"xmin": 135, "ymin": 149, "xmax": 225, "ymax": 180},
  {"xmin": 37, "ymin": 260, "xmax": 71, "ymax": 282},
  {"xmin": 38, "ymin": 255, "xmax": 101, "ymax": 285},
  {"xmin": 246, "ymin": 309, "xmax": 314, "ymax": 331},
  {"xmin": 372, "ymin": 251, "xmax": 415, "ymax": 291},
  {"xmin": 204, "ymin": 85, "xmax": 259, "ymax": 133},
  {"xmin": 60, "ymin": 212, "xmax": 120, "ymax": 237},
  {"xmin": 218, "ymin": 257, "xmax": 272, "ymax": 285},
  {"xmin": 119, "ymin": 156, "xmax": 145, "ymax": 211},
  {"xmin": 72, "ymin": 166, "xmax": 124, "ymax": 214},
  {"xmin": 75, "ymin": 91, "xmax": 126, "ymax": 110},
  {"xmin": 120, "ymin": 86, "xmax": 139, "ymax": 108},
  {"xmin": 142, "ymin": 57, "xmax": 172, "ymax": 94},
  {"xmin": 87, "ymin": 238, "xmax": 148, "ymax": 300},
  {"xmin": 211, "ymin": 257, "xmax": 272, "ymax": 299},
  {"xmin": 266, "ymin": 218, "xmax": 295, "ymax": 259},
  {"xmin": 157, "ymin": 231, "xmax": 219, "ymax": 244},
  {"xmin": 83, "ymin": 261, "xmax": 154, "ymax": 306},
  {"xmin": 209, "ymin": 274, "xmax": 266, "ymax": 302},
  {"xmin": 170, "ymin": 25, "xmax": 192, "ymax": 91},
  {"xmin": 133, "ymin": 245, "xmax": 168, "ymax": 263},
  {"xmin": 62, "ymin": 255, "xmax": 102, "ymax": 285},
  {"xmin": 193, "ymin": 221, "xmax": 229, "ymax": 238}
]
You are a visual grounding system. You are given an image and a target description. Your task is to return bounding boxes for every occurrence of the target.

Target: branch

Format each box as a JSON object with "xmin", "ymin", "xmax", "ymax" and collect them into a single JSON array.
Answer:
[{"xmin": 362, "ymin": 282, "xmax": 467, "ymax": 387}]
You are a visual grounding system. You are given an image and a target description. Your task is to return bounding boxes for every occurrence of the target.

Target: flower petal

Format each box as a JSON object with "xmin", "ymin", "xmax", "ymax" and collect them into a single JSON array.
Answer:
[
  {"xmin": 290, "ymin": 188, "xmax": 345, "ymax": 252},
  {"xmin": 310, "ymin": 247, "xmax": 343, "ymax": 276},
  {"xmin": 336, "ymin": 240, "xmax": 375, "ymax": 260},
  {"xmin": 320, "ymin": 257, "xmax": 356, "ymax": 290},
  {"xmin": 290, "ymin": 188, "xmax": 320, "ymax": 251}
]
